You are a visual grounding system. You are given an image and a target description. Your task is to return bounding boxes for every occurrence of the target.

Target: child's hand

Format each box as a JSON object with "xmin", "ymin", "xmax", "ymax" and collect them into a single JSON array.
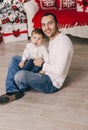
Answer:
[
  {"xmin": 19, "ymin": 61, "xmax": 25, "ymax": 68},
  {"xmin": 39, "ymin": 70, "xmax": 45, "ymax": 74}
]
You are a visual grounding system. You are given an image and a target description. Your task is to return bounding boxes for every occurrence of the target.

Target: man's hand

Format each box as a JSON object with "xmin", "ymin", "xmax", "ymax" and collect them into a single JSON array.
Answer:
[{"xmin": 33, "ymin": 58, "xmax": 44, "ymax": 67}]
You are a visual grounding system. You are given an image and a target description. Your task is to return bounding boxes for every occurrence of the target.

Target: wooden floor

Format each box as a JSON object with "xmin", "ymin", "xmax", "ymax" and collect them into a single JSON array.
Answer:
[{"xmin": 0, "ymin": 36, "xmax": 88, "ymax": 130}]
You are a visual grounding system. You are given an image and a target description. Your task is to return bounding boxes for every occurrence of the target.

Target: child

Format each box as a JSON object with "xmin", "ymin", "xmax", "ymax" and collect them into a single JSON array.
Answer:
[{"xmin": 19, "ymin": 28, "xmax": 49, "ymax": 73}]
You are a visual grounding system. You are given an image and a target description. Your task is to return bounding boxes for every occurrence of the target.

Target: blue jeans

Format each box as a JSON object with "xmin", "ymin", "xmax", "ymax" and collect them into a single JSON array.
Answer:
[{"xmin": 6, "ymin": 55, "xmax": 58, "ymax": 93}]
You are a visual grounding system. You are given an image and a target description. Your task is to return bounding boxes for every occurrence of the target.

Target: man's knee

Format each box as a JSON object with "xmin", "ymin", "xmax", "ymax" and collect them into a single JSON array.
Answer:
[
  {"xmin": 14, "ymin": 70, "xmax": 28, "ymax": 83},
  {"xmin": 14, "ymin": 71, "xmax": 23, "ymax": 83}
]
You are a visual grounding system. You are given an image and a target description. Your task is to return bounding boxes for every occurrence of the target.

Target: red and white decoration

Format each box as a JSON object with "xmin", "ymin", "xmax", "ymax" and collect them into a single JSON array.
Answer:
[
  {"xmin": 35, "ymin": 0, "xmax": 76, "ymax": 10},
  {"xmin": 35, "ymin": 0, "xmax": 60, "ymax": 10},
  {"xmin": 60, "ymin": 0, "xmax": 76, "ymax": 9},
  {"xmin": 0, "ymin": 1, "xmax": 27, "ymax": 25},
  {"xmin": 77, "ymin": 0, "xmax": 88, "ymax": 12},
  {"xmin": 2, "ymin": 23, "xmax": 28, "ymax": 43},
  {"xmin": 39, "ymin": 0, "xmax": 56, "ymax": 9},
  {"xmin": 0, "ymin": 0, "xmax": 28, "ymax": 43}
]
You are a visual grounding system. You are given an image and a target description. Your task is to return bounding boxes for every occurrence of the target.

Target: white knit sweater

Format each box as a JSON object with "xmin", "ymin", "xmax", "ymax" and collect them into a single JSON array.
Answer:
[{"xmin": 42, "ymin": 32, "xmax": 74, "ymax": 89}]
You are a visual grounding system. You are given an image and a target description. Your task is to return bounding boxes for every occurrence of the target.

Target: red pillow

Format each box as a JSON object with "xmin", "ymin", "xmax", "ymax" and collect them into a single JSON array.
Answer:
[{"xmin": 35, "ymin": 0, "xmax": 60, "ymax": 10}]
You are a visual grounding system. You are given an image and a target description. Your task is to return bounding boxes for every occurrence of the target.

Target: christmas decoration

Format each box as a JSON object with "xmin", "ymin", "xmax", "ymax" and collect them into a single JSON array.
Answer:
[
  {"xmin": 12, "ymin": 5, "xmax": 17, "ymax": 10},
  {"xmin": 0, "ymin": 1, "xmax": 27, "ymax": 25},
  {"xmin": 77, "ymin": 0, "xmax": 88, "ymax": 12},
  {"xmin": 0, "ymin": 0, "xmax": 28, "ymax": 43},
  {"xmin": 3, "ymin": 23, "xmax": 28, "ymax": 43},
  {"xmin": 60, "ymin": 0, "xmax": 76, "ymax": 9},
  {"xmin": 35, "ymin": 0, "xmax": 60, "ymax": 10},
  {"xmin": 13, "ymin": 29, "xmax": 20, "ymax": 37},
  {"xmin": 18, "ymin": 0, "xmax": 28, "ymax": 3},
  {"xmin": 39, "ymin": 0, "xmax": 57, "ymax": 10}
]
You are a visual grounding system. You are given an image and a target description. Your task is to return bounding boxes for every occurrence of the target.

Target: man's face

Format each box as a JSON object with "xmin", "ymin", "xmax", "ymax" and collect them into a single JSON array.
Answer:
[{"xmin": 41, "ymin": 15, "xmax": 58, "ymax": 39}]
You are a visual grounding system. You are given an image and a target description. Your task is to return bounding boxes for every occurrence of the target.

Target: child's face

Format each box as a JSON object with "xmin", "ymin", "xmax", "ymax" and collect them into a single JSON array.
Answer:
[{"xmin": 31, "ymin": 33, "xmax": 44, "ymax": 47}]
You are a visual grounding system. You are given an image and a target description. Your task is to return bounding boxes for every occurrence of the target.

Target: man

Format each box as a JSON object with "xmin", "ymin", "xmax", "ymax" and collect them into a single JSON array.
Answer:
[{"xmin": 0, "ymin": 13, "xmax": 74, "ymax": 104}]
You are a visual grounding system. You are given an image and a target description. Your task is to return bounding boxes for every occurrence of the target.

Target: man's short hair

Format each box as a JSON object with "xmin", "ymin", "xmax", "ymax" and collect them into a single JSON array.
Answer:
[{"xmin": 42, "ymin": 13, "xmax": 58, "ymax": 24}]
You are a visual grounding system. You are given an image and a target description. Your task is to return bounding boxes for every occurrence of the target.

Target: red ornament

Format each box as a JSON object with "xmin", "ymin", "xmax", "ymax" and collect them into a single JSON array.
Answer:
[
  {"xmin": 23, "ymin": 19, "xmax": 27, "ymax": 23},
  {"xmin": 2, "ymin": 19, "xmax": 6, "ymax": 24},
  {"xmin": 15, "ymin": 18, "xmax": 19, "ymax": 23},
  {"xmin": 18, "ymin": 0, "xmax": 27, "ymax": 2},
  {"xmin": 12, "ymin": 5, "xmax": 17, "ymax": 10},
  {"xmin": 21, "ymin": 10, "xmax": 25, "ymax": 14},
  {"xmin": 6, "ymin": 17, "xmax": 10, "ymax": 22},
  {"xmin": 24, "ymin": 0, "xmax": 27, "ymax": 2}
]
